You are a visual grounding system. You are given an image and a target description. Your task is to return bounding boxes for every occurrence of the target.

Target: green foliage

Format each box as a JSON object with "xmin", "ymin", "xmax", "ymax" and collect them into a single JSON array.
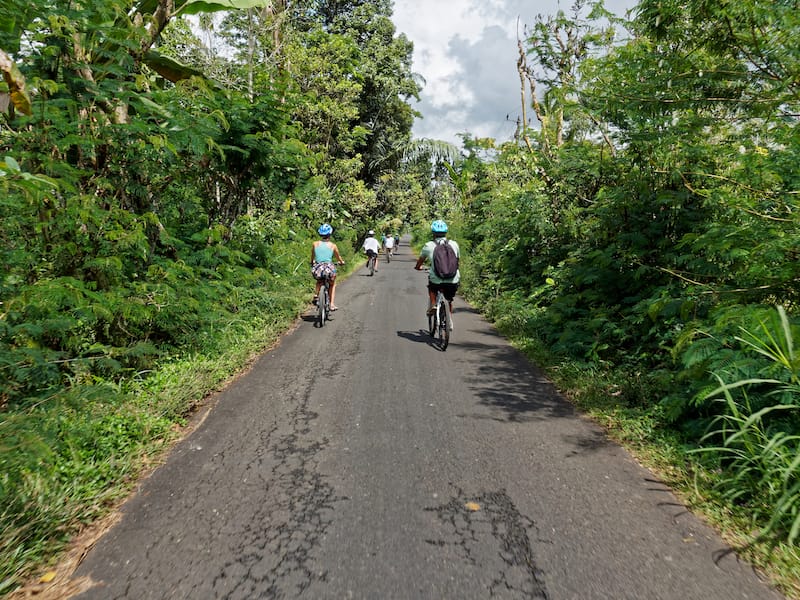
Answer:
[
  {"xmin": 1, "ymin": 1, "xmax": 407, "ymax": 592},
  {"xmin": 443, "ymin": 0, "xmax": 800, "ymax": 557}
]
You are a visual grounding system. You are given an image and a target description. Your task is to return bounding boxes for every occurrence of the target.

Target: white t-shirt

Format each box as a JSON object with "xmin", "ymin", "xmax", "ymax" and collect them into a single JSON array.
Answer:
[
  {"xmin": 363, "ymin": 237, "xmax": 380, "ymax": 253},
  {"xmin": 384, "ymin": 236, "xmax": 395, "ymax": 249}
]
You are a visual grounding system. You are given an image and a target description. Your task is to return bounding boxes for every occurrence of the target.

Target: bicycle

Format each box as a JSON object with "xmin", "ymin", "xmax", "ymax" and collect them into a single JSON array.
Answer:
[
  {"xmin": 366, "ymin": 253, "xmax": 376, "ymax": 276},
  {"xmin": 386, "ymin": 247, "xmax": 393, "ymax": 263},
  {"xmin": 316, "ymin": 275, "xmax": 333, "ymax": 327},
  {"xmin": 428, "ymin": 289, "xmax": 450, "ymax": 350}
]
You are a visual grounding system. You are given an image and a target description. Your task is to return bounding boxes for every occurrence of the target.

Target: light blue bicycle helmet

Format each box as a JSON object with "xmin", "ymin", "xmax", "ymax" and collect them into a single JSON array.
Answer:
[
  {"xmin": 318, "ymin": 223, "xmax": 333, "ymax": 236},
  {"xmin": 431, "ymin": 219, "xmax": 448, "ymax": 233}
]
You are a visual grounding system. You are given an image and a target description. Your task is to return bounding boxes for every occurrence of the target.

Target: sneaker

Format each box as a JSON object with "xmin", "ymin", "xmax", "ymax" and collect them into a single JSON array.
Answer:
[{"xmin": 312, "ymin": 296, "xmax": 318, "ymax": 305}]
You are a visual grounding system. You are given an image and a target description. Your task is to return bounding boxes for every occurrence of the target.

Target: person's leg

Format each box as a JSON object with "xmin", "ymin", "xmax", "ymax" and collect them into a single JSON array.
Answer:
[
  {"xmin": 445, "ymin": 284, "xmax": 458, "ymax": 329},
  {"xmin": 329, "ymin": 277, "xmax": 338, "ymax": 308},
  {"xmin": 445, "ymin": 285, "xmax": 457, "ymax": 313},
  {"xmin": 427, "ymin": 285, "xmax": 437, "ymax": 315}
]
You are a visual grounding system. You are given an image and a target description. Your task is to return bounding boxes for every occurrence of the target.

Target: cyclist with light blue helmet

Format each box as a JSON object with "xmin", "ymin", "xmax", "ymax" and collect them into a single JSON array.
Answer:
[
  {"xmin": 311, "ymin": 223, "xmax": 345, "ymax": 310},
  {"xmin": 414, "ymin": 219, "xmax": 460, "ymax": 325}
]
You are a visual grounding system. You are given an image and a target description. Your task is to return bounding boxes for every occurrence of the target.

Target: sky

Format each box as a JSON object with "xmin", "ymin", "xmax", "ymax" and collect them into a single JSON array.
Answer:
[{"xmin": 391, "ymin": 0, "xmax": 639, "ymax": 146}]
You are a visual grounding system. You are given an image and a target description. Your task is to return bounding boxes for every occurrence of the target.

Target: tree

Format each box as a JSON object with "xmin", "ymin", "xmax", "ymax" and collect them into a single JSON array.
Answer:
[{"xmin": 522, "ymin": 0, "xmax": 619, "ymax": 155}]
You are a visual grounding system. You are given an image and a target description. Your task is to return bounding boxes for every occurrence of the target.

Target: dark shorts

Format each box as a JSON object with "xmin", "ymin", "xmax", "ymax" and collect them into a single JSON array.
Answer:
[
  {"xmin": 365, "ymin": 249, "xmax": 378, "ymax": 258},
  {"xmin": 428, "ymin": 281, "xmax": 459, "ymax": 301}
]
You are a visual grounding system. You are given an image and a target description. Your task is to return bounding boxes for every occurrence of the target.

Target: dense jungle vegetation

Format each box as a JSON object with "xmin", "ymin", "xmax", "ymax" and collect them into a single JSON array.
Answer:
[{"xmin": 1, "ymin": 0, "xmax": 798, "ymax": 595}]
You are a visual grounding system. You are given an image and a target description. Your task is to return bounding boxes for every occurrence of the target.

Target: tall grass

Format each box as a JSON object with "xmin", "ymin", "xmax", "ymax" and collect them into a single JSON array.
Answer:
[{"xmin": 694, "ymin": 307, "xmax": 800, "ymax": 545}]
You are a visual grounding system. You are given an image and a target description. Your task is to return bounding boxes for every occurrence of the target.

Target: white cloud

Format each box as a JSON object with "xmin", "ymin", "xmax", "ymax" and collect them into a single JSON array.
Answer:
[{"xmin": 392, "ymin": 0, "xmax": 638, "ymax": 145}]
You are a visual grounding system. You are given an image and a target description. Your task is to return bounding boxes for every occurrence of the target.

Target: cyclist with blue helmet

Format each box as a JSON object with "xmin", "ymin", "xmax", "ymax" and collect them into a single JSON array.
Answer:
[
  {"xmin": 414, "ymin": 219, "xmax": 460, "ymax": 327},
  {"xmin": 311, "ymin": 223, "xmax": 345, "ymax": 310}
]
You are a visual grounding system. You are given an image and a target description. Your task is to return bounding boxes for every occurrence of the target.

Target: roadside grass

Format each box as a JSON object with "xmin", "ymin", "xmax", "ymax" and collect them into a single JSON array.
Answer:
[
  {"xmin": 0, "ymin": 280, "xmax": 319, "ymax": 597},
  {"xmin": 494, "ymin": 324, "xmax": 800, "ymax": 600}
]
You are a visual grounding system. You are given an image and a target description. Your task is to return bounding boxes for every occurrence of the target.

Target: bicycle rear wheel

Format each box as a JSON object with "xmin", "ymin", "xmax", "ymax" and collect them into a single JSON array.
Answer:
[
  {"xmin": 317, "ymin": 284, "xmax": 328, "ymax": 326},
  {"xmin": 438, "ymin": 299, "xmax": 450, "ymax": 350},
  {"xmin": 369, "ymin": 256, "xmax": 375, "ymax": 276}
]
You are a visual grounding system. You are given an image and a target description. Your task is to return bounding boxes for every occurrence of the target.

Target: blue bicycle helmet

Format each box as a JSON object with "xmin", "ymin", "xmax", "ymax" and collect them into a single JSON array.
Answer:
[
  {"xmin": 318, "ymin": 223, "xmax": 333, "ymax": 236},
  {"xmin": 431, "ymin": 219, "xmax": 448, "ymax": 233}
]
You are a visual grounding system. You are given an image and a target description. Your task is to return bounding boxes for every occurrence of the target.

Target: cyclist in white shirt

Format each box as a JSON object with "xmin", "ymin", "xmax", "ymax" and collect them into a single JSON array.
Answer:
[
  {"xmin": 383, "ymin": 233, "xmax": 395, "ymax": 259},
  {"xmin": 362, "ymin": 230, "xmax": 380, "ymax": 272}
]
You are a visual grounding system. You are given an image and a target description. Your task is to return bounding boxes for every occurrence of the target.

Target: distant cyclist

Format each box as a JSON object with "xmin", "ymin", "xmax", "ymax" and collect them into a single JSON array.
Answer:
[
  {"xmin": 311, "ymin": 223, "xmax": 344, "ymax": 310},
  {"xmin": 414, "ymin": 219, "xmax": 460, "ymax": 326},
  {"xmin": 362, "ymin": 230, "xmax": 380, "ymax": 272},
  {"xmin": 383, "ymin": 233, "xmax": 396, "ymax": 259}
]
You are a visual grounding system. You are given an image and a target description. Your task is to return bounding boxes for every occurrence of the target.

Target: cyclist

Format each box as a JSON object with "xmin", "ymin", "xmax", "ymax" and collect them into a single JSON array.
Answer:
[
  {"xmin": 362, "ymin": 230, "xmax": 380, "ymax": 272},
  {"xmin": 383, "ymin": 233, "xmax": 396, "ymax": 259},
  {"xmin": 414, "ymin": 219, "xmax": 460, "ymax": 328},
  {"xmin": 311, "ymin": 223, "xmax": 345, "ymax": 310}
]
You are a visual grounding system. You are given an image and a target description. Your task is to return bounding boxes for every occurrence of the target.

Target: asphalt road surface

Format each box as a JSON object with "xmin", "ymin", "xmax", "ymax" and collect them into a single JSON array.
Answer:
[{"xmin": 71, "ymin": 240, "xmax": 784, "ymax": 600}]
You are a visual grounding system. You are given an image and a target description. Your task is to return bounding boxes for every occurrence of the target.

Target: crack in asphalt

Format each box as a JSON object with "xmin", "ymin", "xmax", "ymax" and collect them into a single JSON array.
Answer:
[
  {"xmin": 206, "ymin": 357, "xmax": 348, "ymax": 599},
  {"xmin": 426, "ymin": 489, "xmax": 549, "ymax": 599}
]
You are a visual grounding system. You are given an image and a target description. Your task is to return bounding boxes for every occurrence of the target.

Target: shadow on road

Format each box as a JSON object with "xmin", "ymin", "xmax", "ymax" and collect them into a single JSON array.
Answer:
[
  {"xmin": 458, "ymin": 324, "xmax": 576, "ymax": 424},
  {"xmin": 397, "ymin": 329, "xmax": 439, "ymax": 350},
  {"xmin": 562, "ymin": 429, "xmax": 614, "ymax": 455},
  {"xmin": 300, "ymin": 313, "xmax": 340, "ymax": 326}
]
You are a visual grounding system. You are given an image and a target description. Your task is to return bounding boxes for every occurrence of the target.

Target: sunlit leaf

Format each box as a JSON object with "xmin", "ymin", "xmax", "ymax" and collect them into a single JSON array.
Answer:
[
  {"xmin": 465, "ymin": 502, "xmax": 481, "ymax": 511},
  {"xmin": 177, "ymin": 0, "xmax": 273, "ymax": 16},
  {"xmin": 143, "ymin": 51, "xmax": 206, "ymax": 84},
  {"xmin": 3, "ymin": 156, "xmax": 20, "ymax": 172},
  {"xmin": 0, "ymin": 49, "xmax": 32, "ymax": 115},
  {"xmin": 39, "ymin": 571, "xmax": 57, "ymax": 583}
]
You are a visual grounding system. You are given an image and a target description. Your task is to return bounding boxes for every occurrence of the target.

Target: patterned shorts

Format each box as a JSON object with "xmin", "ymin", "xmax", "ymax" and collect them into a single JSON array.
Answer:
[{"xmin": 311, "ymin": 262, "xmax": 337, "ymax": 280}]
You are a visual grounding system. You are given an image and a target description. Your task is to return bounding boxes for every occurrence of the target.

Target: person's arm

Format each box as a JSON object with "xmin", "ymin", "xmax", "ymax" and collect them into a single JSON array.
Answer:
[
  {"xmin": 415, "ymin": 242, "xmax": 427, "ymax": 269},
  {"xmin": 310, "ymin": 241, "xmax": 317, "ymax": 265}
]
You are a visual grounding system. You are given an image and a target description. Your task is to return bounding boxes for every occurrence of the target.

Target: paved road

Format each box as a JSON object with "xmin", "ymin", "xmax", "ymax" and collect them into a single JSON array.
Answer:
[{"xmin": 71, "ymin": 241, "xmax": 784, "ymax": 599}]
